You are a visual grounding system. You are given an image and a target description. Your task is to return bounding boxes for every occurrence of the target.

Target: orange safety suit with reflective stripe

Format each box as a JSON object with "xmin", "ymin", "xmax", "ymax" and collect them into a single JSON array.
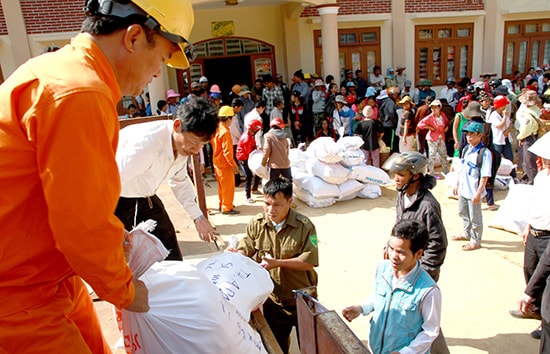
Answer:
[
  {"xmin": 211, "ymin": 123, "xmax": 237, "ymax": 212},
  {"xmin": 0, "ymin": 34, "xmax": 134, "ymax": 353}
]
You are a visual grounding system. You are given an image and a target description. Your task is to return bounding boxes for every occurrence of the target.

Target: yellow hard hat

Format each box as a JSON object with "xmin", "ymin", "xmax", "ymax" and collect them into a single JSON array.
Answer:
[
  {"xmin": 218, "ymin": 105, "xmax": 234, "ymax": 117},
  {"xmin": 85, "ymin": 0, "xmax": 195, "ymax": 69},
  {"xmin": 133, "ymin": 0, "xmax": 195, "ymax": 69}
]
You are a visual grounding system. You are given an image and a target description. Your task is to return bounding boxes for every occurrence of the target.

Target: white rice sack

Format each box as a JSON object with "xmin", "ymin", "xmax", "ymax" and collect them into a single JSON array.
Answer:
[
  {"xmin": 300, "ymin": 175, "xmax": 340, "ymax": 199},
  {"xmin": 497, "ymin": 158, "xmax": 514, "ymax": 176},
  {"xmin": 357, "ymin": 183, "xmax": 382, "ymax": 199},
  {"xmin": 336, "ymin": 136, "xmax": 364, "ymax": 151},
  {"xmin": 489, "ymin": 182, "xmax": 534, "ymax": 234},
  {"xmin": 494, "ymin": 176, "xmax": 512, "ymax": 190},
  {"xmin": 337, "ymin": 179, "xmax": 365, "ymax": 200},
  {"xmin": 294, "ymin": 187, "xmax": 337, "ymax": 208},
  {"xmin": 306, "ymin": 137, "xmax": 342, "ymax": 163},
  {"xmin": 350, "ymin": 164, "xmax": 391, "ymax": 185},
  {"xmin": 450, "ymin": 157, "xmax": 462, "ymax": 173},
  {"xmin": 197, "ymin": 252, "xmax": 273, "ymax": 319},
  {"xmin": 248, "ymin": 150, "xmax": 268, "ymax": 179},
  {"xmin": 289, "ymin": 148, "xmax": 309, "ymax": 166},
  {"xmin": 292, "ymin": 170, "xmax": 313, "ymax": 188},
  {"xmin": 306, "ymin": 158, "xmax": 350, "ymax": 185},
  {"xmin": 340, "ymin": 149, "xmax": 365, "ymax": 167},
  {"xmin": 444, "ymin": 171, "xmax": 459, "ymax": 188},
  {"xmin": 337, "ymin": 192, "xmax": 359, "ymax": 202},
  {"xmin": 381, "ymin": 152, "xmax": 402, "ymax": 171},
  {"xmin": 119, "ymin": 262, "xmax": 267, "ymax": 354},
  {"xmin": 291, "ymin": 160, "xmax": 307, "ymax": 173}
]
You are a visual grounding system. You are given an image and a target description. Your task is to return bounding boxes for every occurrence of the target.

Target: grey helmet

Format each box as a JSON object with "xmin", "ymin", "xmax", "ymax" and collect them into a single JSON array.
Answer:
[{"xmin": 390, "ymin": 152, "xmax": 428, "ymax": 175}]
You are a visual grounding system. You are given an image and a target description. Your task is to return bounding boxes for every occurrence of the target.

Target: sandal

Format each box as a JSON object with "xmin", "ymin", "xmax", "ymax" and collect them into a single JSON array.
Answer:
[
  {"xmin": 452, "ymin": 235, "xmax": 469, "ymax": 241},
  {"xmin": 462, "ymin": 243, "xmax": 481, "ymax": 251}
]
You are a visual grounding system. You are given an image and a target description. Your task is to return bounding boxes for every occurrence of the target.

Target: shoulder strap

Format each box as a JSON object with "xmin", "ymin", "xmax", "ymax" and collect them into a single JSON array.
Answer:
[{"xmin": 476, "ymin": 146, "xmax": 486, "ymax": 171}]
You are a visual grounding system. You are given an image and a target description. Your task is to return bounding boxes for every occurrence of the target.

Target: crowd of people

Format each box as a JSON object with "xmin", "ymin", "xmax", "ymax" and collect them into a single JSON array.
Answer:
[
  {"xmin": 1, "ymin": 0, "xmax": 549, "ymax": 350},
  {"xmin": 146, "ymin": 65, "xmax": 549, "ymax": 352}
]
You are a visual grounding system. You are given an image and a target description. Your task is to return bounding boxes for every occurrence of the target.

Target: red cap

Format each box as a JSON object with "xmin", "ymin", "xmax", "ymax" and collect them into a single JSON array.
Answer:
[
  {"xmin": 270, "ymin": 117, "xmax": 285, "ymax": 129},
  {"xmin": 247, "ymin": 119, "xmax": 263, "ymax": 131},
  {"xmin": 493, "ymin": 95, "xmax": 510, "ymax": 109}
]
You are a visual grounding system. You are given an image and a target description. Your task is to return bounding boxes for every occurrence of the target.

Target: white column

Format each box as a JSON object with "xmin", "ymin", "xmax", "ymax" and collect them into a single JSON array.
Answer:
[
  {"xmin": 391, "ymin": 0, "xmax": 406, "ymax": 68},
  {"xmin": 148, "ymin": 66, "xmax": 169, "ymax": 117},
  {"xmin": 318, "ymin": 5, "xmax": 339, "ymax": 82},
  {"xmin": 1, "ymin": 0, "xmax": 31, "ymax": 66}
]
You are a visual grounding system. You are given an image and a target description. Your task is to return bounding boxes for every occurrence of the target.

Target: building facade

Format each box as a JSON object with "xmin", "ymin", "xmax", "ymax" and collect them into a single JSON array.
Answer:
[{"xmin": 0, "ymin": 0, "xmax": 549, "ymax": 106}]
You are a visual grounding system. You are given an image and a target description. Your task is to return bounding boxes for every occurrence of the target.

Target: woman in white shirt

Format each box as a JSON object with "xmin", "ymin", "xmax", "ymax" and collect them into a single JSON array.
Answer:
[{"xmin": 488, "ymin": 95, "xmax": 515, "ymax": 177}]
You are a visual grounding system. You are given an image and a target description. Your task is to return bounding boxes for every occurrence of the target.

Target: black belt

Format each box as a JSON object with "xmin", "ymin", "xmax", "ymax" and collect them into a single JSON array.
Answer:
[{"xmin": 530, "ymin": 226, "xmax": 550, "ymax": 237}]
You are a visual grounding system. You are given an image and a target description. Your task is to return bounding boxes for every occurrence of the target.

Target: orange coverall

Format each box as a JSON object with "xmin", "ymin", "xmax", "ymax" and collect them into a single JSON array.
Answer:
[
  {"xmin": 211, "ymin": 123, "xmax": 238, "ymax": 212},
  {"xmin": 0, "ymin": 34, "xmax": 134, "ymax": 353}
]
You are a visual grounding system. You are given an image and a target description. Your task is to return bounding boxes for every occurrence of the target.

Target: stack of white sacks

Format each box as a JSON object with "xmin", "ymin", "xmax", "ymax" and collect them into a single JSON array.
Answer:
[{"xmin": 290, "ymin": 137, "xmax": 391, "ymax": 208}]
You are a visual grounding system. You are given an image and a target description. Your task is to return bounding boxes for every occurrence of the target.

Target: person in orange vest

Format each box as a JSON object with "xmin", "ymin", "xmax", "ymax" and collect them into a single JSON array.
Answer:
[
  {"xmin": 212, "ymin": 106, "xmax": 241, "ymax": 215},
  {"xmin": 0, "ymin": 0, "xmax": 196, "ymax": 352}
]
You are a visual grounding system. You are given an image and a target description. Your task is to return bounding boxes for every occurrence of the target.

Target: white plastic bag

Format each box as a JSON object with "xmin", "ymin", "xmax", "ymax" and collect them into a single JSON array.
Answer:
[
  {"xmin": 493, "ymin": 176, "xmax": 512, "ymax": 190},
  {"xmin": 336, "ymin": 136, "xmax": 364, "ymax": 151},
  {"xmin": 305, "ymin": 158, "xmax": 350, "ymax": 185},
  {"xmin": 118, "ymin": 223, "xmax": 269, "ymax": 354},
  {"xmin": 292, "ymin": 170, "xmax": 313, "ymax": 188},
  {"xmin": 337, "ymin": 179, "xmax": 364, "ymax": 200},
  {"xmin": 489, "ymin": 182, "xmax": 534, "ymax": 234},
  {"xmin": 340, "ymin": 149, "xmax": 365, "ymax": 167},
  {"xmin": 497, "ymin": 158, "xmax": 514, "ymax": 176},
  {"xmin": 197, "ymin": 252, "xmax": 274, "ymax": 320},
  {"xmin": 294, "ymin": 186, "xmax": 337, "ymax": 208},
  {"xmin": 306, "ymin": 137, "xmax": 342, "ymax": 163},
  {"xmin": 350, "ymin": 164, "xmax": 391, "ymax": 185},
  {"xmin": 120, "ymin": 262, "xmax": 267, "ymax": 354},
  {"xmin": 300, "ymin": 175, "xmax": 340, "ymax": 199},
  {"xmin": 248, "ymin": 149, "xmax": 269, "ymax": 179},
  {"xmin": 357, "ymin": 183, "xmax": 382, "ymax": 199}
]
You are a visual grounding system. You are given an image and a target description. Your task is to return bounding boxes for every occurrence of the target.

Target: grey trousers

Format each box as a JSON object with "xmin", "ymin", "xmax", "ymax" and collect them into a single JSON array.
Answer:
[{"xmin": 458, "ymin": 195, "xmax": 483, "ymax": 244}]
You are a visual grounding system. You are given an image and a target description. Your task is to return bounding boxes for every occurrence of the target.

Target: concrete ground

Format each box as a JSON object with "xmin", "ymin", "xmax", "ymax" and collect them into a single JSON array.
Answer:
[{"xmin": 95, "ymin": 170, "xmax": 540, "ymax": 354}]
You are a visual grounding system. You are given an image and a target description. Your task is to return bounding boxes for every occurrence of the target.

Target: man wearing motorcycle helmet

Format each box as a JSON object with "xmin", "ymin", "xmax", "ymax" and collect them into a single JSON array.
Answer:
[
  {"xmin": 0, "ymin": 0, "xmax": 196, "ymax": 352},
  {"xmin": 390, "ymin": 151, "xmax": 448, "ymax": 280}
]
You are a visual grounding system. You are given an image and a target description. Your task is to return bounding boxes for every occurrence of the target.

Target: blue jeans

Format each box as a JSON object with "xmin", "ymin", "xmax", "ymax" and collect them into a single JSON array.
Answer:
[{"xmin": 458, "ymin": 196, "xmax": 483, "ymax": 245}]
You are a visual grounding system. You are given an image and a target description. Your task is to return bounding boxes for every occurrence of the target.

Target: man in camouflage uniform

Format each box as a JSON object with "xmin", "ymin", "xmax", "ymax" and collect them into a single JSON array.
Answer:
[{"xmin": 235, "ymin": 177, "xmax": 319, "ymax": 353}]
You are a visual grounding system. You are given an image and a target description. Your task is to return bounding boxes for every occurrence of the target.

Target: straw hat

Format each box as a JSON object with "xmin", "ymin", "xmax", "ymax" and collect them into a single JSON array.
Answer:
[
  {"xmin": 519, "ymin": 90, "xmax": 538, "ymax": 106},
  {"xmin": 397, "ymin": 96, "xmax": 415, "ymax": 107}
]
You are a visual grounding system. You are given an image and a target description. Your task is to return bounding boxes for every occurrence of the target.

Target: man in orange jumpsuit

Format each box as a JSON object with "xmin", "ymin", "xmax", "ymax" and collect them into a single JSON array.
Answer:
[
  {"xmin": 212, "ymin": 105, "xmax": 241, "ymax": 215},
  {"xmin": 0, "ymin": 0, "xmax": 195, "ymax": 352}
]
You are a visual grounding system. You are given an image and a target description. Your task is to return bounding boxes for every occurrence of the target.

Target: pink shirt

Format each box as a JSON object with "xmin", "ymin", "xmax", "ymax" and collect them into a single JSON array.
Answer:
[{"xmin": 417, "ymin": 112, "xmax": 449, "ymax": 142}]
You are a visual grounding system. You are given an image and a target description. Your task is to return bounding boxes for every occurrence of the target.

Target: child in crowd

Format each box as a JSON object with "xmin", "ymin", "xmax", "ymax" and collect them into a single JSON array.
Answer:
[
  {"xmin": 397, "ymin": 96, "xmax": 416, "ymax": 152},
  {"xmin": 156, "ymin": 100, "xmax": 168, "ymax": 115},
  {"xmin": 452, "ymin": 121, "xmax": 492, "ymax": 251},
  {"xmin": 355, "ymin": 105, "xmax": 383, "ymax": 167}
]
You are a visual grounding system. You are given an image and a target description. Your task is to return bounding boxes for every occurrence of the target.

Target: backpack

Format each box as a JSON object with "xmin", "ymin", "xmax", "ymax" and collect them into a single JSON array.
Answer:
[{"xmin": 462, "ymin": 145, "xmax": 501, "ymax": 188}]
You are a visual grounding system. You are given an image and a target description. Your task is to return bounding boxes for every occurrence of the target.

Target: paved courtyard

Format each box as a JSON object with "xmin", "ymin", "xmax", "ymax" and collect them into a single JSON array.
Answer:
[{"xmin": 96, "ymin": 171, "xmax": 540, "ymax": 354}]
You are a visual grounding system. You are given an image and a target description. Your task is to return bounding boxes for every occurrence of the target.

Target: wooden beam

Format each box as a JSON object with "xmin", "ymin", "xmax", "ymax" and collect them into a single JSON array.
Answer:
[{"xmin": 250, "ymin": 309, "xmax": 283, "ymax": 354}]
